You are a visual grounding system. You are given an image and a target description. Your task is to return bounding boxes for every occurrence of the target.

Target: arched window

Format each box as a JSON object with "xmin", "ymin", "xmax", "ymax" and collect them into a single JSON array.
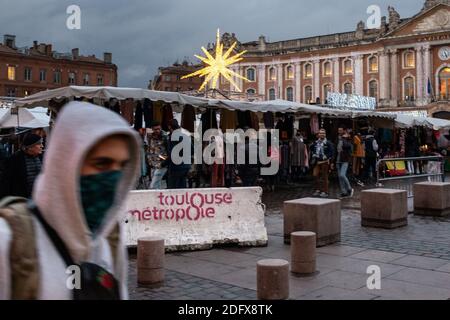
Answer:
[
  {"xmin": 343, "ymin": 59, "xmax": 353, "ymax": 75},
  {"xmin": 404, "ymin": 51, "xmax": 415, "ymax": 68},
  {"xmin": 286, "ymin": 87, "xmax": 294, "ymax": 101},
  {"xmin": 268, "ymin": 88, "xmax": 276, "ymax": 100},
  {"xmin": 323, "ymin": 84, "xmax": 332, "ymax": 102},
  {"xmin": 343, "ymin": 82, "xmax": 352, "ymax": 94},
  {"xmin": 439, "ymin": 67, "xmax": 450, "ymax": 100},
  {"xmin": 323, "ymin": 61, "xmax": 332, "ymax": 76},
  {"xmin": 247, "ymin": 88, "xmax": 256, "ymax": 95},
  {"xmin": 246, "ymin": 68, "xmax": 256, "ymax": 81},
  {"xmin": 404, "ymin": 76, "xmax": 415, "ymax": 101},
  {"xmin": 368, "ymin": 56, "xmax": 378, "ymax": 72},
  {"xmin": 369, "ymin": 80, "xmax": 378, "ymax": 99},
  {"xmin": 304, "ymin": 86, "xmax": 312, "ymax": 103},
  {"xmin": 304, "ymin": 63, "xmax": 312, "ymax": 78},
  {"xmin": 269, "ymin": 67, "xmax": 276, "ymax": 81},
  {"xmin": 286, "ymin": 65, "xmax": 294, "ymax": 79}
]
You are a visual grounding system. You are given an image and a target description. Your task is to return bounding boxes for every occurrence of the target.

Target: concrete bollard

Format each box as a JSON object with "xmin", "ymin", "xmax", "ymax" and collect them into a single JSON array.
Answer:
[
  {"xmin": 137, "ymin": 237, "xmax": 165, "ymax": 286},
  {"xmin": 256, "ymin": 259, "xmax": 289, "ymax": 300},
  {"xmin": 291, "ymin": 231, "xmax": 316, "ymax": 275}
]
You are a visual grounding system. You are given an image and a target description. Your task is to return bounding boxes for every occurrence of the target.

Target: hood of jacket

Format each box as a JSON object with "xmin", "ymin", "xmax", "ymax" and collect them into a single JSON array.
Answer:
[{"xmin": 32, "ymin": 101, "xmax": 141, "ymax": 262}]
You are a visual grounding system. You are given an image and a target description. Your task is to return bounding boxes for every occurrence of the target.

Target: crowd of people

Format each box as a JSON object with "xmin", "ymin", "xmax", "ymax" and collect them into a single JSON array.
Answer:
[{"xmin": 135, "ymin": 117, "xmax": 387, "ymax": 199}]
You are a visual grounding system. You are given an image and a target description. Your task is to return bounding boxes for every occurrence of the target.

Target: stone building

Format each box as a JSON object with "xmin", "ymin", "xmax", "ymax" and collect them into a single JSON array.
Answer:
[
  {"xmin": 161, "ymin": 0, "xmax": 450, "ymax": 118},
  {"xmin": 0, "ymin": 35, "xmax": 117, "ymax": 98},
  {"xmin": 151, "ymin": 61, "xmax": 203, "ymax": 92}
]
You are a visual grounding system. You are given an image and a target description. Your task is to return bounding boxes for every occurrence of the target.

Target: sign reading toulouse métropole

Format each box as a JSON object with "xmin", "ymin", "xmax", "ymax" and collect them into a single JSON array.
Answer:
[
  {"xmin": 124, "ymin": 187, "xmax": 268, "ymax": 250},
  {"xmin": 327, "ymin": 92, "xmax": 377, "ymax": 110}
]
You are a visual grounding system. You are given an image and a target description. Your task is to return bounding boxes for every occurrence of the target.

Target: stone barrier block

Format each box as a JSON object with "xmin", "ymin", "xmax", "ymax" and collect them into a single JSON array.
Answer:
[
  {"xmin": 414, "ymin": 182, "xmax": 450, "ymax": 217},
  {"xmin": 283, "ymin": 198, "xmax": 341, "ymax": 247},
  {"xmin": 361, "ymin": 188, "xmax": 408, "ymax": 229}
]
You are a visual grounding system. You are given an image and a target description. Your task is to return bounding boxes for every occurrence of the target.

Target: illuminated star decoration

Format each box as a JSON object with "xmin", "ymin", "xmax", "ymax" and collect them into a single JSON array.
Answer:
[{"xmin": 181, "ymin": 29, "xmax": 249, "ymax": 92}]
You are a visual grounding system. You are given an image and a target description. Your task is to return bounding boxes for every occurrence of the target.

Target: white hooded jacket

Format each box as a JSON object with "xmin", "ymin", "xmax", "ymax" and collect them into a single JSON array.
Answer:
[{"xmin": 0, "ymin": 102, "xmax": 141, "ymax": 299}]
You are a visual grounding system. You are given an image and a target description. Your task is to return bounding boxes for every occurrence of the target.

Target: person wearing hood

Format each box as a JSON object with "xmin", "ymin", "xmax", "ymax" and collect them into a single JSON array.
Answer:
[
  {"xmin": 0, "ymin": 101, "xmax": 141, "ymax": 300},
  {"xmin": 0, "ymin": 133, "xmax": 44, "ymax": 199}
]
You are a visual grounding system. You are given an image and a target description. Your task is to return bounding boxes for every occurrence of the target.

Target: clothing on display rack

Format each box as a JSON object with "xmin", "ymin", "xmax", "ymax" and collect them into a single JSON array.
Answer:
[
  {"xmin": 310, "ymin": 114, "xmax": 320, "ymax": 134},
  {"xmin": 153, "ymin": 101, "xmax": 163, "ymax": 124},
  {"xmin": 143, "ymin": 99, "xmax": 153, "ymax": 128},
  {"xmin": 263, "ymin": 112, "xmax": 274, "ymax": 129},
  {"xmin": 250, "ymin": 112, "xmax": 260, "ymax": 131},
  {"xmin": 200, "ymin": 109, "xmax": 218, "ymax": 135},
  {"xmin": 220, "ymin": 109, "xmax": 238, "ymax": 131},
  {"xmin": 181, "ymin": 105, "xmax": 196, "ymax": 133},
  {"xmin": 280, "ymin": 143, "xmax": 290, "ymax": 178},
  {"xmin": 290, "ymin": 135, "xmax": 308, "ymax": 168},
  {"xmin": 161, "ymin": 104, "xmax": 174, "ymax": 132},
  {"xmin": 236, "ymin": 110, "xmax": 252, "ymax": 129},
  {"xmin": 120, "ymin": 99, "xmax": 135, "ymax": 125},
  {"xmin": 134, "ymin": 101, "xmax": 143, "ymax": 131}
]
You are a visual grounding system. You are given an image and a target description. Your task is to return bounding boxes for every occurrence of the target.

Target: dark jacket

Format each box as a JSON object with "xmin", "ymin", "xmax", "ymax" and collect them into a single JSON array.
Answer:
[
  {"xmin": 337, "ymin": 137, "xmax": 353, "ymax": 163},
  {"xmin": 310, "ymin": 139, "xmax": 335, "ymax": 163},
  {"xmin": 237, "ymin": 141, "xmax": 260, "ymax": 177},
  {"xmin": 167, "ymin": 130, "xmax": 192, "ymax": 172},
  {"xmin": 0, "ymin": 150, "xmax": 29, "ymax": 198}
]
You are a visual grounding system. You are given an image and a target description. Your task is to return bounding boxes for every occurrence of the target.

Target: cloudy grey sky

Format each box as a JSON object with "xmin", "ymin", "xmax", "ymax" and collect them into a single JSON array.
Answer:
[{"xmin": 1, "ymin": 0, "xmax": 424, "ymax": 87}]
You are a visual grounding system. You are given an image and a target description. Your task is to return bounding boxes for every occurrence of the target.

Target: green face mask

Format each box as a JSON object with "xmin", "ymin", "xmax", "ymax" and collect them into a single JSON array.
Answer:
[{"xmin": 80, "ymin": 170, "xmax": 123, "ymax": 234}]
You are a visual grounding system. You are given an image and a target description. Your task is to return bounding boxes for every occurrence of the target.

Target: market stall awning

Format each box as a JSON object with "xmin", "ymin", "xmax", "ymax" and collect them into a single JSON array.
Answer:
[
  {"xmin": 394, "ymin": 114, "xmax": 450, "ymax": 130},
  {"xmin": 13, "ymin": 86, "xmax": 395, "ymax": 119},
  {"xmin": 0, "ymin": 108, "xmax": 50, "ymax": 128},
  {"xmin": 14, "ymin": 86, "xmax": 212, "ymax": 109}
]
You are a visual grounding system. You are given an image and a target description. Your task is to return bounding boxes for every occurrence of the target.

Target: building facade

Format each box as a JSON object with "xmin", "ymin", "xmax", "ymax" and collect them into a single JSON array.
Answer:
[
  {"xmin": 151, "ymin": 61, "xmax": 203, "ymax": 92},
  {"xmin": 166, "ymin": 0, "xmax": 450, "ymax": 118},
  {"xmin": 0, "ymin": 35, "xmax": 117, "ymax": 98}
]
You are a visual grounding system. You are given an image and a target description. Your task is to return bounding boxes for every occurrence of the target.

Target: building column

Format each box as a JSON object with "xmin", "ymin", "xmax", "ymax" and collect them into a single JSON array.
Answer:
[
  {"xmin": 277, "ymin": 63, "xmax": 283, "ymax": 99},
  {"xmin": 333, "ymin": 57, "xmax": 339, "ymax": 93},
  {"xmin": 230, "ymin": 66, "xmax": 237, "ymax": 92},
  {"xmin": 295, "ymin": 62, "xmax": 301, "ymax": 103},
  {"xmin": 313, "ymin": 59, "xmax": 320, "ymax": 102},
  {"xmin": 423, "ymin": 44, "xmax": 431, "ymax": 103},
  {"xmin": 238, "ymin": 66, "xmax": 244, "ymax": 92},
  {"xmin": 354, "ymin": 54, "xmax": 364, "ymax": 95},
  {"xmin": 379, "ymin": 50, "xmax": 390, "ymax": 103},
  {"xmin": 416, "ymin": 45, "xmax": 424, "ymax": 106},
  {"xmin": 257, "ymin": 64, "xmax": 266, "ymax": 97},
  {"xmin": 389, "ymin": 49, "xmax": 399, "ymax": 106}
]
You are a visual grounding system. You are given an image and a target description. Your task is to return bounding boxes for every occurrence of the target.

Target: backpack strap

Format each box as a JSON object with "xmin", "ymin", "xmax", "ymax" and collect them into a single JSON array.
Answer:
[{"xmin": 0, "ymin": 197, "xmax": 39, "ymax": 300}]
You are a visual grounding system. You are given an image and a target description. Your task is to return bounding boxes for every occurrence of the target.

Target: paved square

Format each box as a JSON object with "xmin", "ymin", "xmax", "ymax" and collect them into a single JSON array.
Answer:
[{"xmin": 128, "ymin": 183, "xmax": 450, "ymax": 300}]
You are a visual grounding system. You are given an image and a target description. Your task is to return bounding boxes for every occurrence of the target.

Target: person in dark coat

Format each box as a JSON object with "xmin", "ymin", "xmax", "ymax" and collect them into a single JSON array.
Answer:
[
  {"xmin": 167, "ymin": 119, "xmax": 192, "ymax": 189},
  {"xmin": 0, "ymin": 134, "xmax": 43, "ymax": 199}
]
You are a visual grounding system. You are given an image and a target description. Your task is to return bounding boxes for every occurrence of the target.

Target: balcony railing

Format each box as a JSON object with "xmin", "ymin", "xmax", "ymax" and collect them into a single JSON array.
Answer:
[{"xmin": 435, "ymin": 94, "xmax": 450, "ymax": 102}]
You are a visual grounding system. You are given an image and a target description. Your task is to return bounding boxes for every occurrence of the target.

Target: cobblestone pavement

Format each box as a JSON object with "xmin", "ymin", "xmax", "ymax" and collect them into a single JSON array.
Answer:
[
  {"xmin": 129, "ymin": 177, "xmax": 450, "ymax": 300},
  {"xmin": 128, "ymin": 259, "xmax": 256, "ymax": 300}
]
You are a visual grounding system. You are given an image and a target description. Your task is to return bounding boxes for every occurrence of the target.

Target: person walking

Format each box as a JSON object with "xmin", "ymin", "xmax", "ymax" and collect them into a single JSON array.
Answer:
[
  {"xmin": 364, "ymin": 129, "xmax": 379, "ymax": 184},
  {"xmin": 336, "ymin": 128, "xmax": 354, "ymax": 198},
  {"xmin": 310, "ymin": 129, "xmax": 334, "ymax": 198},
  {"xmin": 0, "ymin": 101, "xmax": 141, "ymax": 299}
]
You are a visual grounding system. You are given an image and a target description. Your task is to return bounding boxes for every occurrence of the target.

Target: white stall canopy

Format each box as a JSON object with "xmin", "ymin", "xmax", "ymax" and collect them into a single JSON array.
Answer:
[
  {"xmin": 0, "ymin": 107, "xmax": 50, "ymax": 129},
  {"xmin": 394, "ymin": 114, "xmax": 450, "ymax": 130},
  {"xmin": 14, "ymin": 86, "xmax": 396, "ymax": 119}
]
